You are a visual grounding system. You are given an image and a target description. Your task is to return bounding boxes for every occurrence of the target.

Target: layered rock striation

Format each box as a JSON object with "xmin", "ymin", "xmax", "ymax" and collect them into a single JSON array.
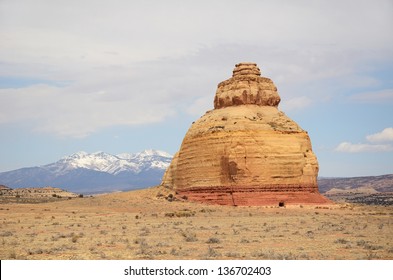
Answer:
[
  {"xmin": 214, "ymin": 62, "xmax": 280, "ymax": 108},
  {"xmin": 162, "ymin": 62, "xmax": 330, "ymax": 206}
]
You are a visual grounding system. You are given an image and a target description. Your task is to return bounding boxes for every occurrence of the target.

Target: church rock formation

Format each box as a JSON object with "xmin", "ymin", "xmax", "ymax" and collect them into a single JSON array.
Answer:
[{"xmin": 161, "ymin": 62, "xmax": 330, "ymax": 206}]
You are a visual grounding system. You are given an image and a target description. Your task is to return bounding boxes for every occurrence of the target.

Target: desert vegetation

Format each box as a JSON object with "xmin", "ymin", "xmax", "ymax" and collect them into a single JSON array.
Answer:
[{"xmin": 0, "ymin": 186, "xmax": 392, "ymax": 260}]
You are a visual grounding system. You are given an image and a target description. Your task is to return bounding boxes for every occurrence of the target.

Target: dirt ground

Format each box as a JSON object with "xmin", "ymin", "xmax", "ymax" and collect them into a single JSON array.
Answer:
[{"xmin": 0, "ymin": 186, "xmax": 392, "ymax": 260}]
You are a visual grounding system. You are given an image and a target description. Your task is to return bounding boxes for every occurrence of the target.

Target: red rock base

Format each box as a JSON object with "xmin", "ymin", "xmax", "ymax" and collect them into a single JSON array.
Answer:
[{"xmin": 178, "ymin": 190, "xmax": 331, "ymax": 206}]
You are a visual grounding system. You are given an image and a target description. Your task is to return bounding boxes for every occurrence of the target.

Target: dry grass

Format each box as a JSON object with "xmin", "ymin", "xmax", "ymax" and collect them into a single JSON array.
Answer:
[{"xmin": 0, "ymin": 186, "xmax": 392, "ymax": 260}]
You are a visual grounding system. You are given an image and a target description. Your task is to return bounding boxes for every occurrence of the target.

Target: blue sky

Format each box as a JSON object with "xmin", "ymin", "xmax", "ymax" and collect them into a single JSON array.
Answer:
[{"xmin": 0, "ymin": 0, "xmax": 392, "ymax": 177}]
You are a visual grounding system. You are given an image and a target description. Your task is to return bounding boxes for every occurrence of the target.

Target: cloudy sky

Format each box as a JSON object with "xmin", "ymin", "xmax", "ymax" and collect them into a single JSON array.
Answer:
[{"xmin": 0, "ymin": 0, "xmax": 392, "ymax": 177}]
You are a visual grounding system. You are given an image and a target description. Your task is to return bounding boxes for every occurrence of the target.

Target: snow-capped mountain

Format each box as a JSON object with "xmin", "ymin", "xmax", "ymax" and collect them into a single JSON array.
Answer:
[
  {"xmin": 0, "ymin": 150, "xmax": 172, "ymax": 194},
  {"xmin": 44, "ymin": 149, "xmax": 171, "ymax": 175}
]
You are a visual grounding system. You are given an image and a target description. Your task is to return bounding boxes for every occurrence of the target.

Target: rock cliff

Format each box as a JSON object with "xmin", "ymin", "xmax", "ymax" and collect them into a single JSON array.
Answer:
[{"xmin": 162, "ymin": 62, "xmax": 330, "ymax": 206}]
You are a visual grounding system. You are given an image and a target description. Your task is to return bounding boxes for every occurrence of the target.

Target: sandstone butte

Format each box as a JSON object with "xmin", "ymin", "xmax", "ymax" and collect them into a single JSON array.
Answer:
[{"xmin": 161, "ymin": 62, "xmax": 331, "ymax": 206}]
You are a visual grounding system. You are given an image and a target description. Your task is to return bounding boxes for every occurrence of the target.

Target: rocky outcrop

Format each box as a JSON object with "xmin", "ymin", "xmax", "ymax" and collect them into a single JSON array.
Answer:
[
  {"xmin": 214, "ymin": 63, "xmax": 280, "ymax": 109},
  {"xmin": 0, "ymin": 184, "xmax": 10, "ymax": 191},
  {"xmin": 162, "ymin": 62, "xmax": 330, "ymax": 206},
  {"xmin": 0, "ymin": 186, "xmax": 81, "ymax": 203},
  {"xmin": 161, "ymin": 152, "xmax": 179, "ymax": 189}
]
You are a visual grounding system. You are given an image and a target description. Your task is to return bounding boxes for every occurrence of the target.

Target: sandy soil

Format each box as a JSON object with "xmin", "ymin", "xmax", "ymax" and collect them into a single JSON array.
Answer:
[{"xmin": 0, "ymin": 186, "xmax": 392, "ymax": 260}]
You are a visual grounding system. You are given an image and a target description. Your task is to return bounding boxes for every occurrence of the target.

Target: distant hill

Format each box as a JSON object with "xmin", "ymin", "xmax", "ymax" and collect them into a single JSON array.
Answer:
[
  {"xmin": 0, "ymin": 186, "xmax": 80, "ymax": 203},
  {"xmin": 0, "ymin": 150, "xmax": 172, "ymax": 194},
  {"xmin": 318, "ymin": 174, "xmax": 393, "ymax": 193},
  {"xmin": 318, "ymin": 174, "xmax": 393, "ymax": 206}
]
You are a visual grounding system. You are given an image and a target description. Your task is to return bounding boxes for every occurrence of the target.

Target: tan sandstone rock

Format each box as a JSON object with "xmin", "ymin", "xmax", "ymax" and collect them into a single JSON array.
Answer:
[
  {"xmin": 162, "ymin": 62, "xmax": 330, "ymax": 206},
  {"xmin": 214, "ymin": 62, "xmax": 280, "ymax": 108}
]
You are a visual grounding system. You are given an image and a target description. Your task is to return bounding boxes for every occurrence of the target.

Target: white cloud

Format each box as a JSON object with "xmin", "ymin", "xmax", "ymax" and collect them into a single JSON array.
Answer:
[
  {"xmin": 366, "ymin": 127, "xmax": 393, "ymax": 143},
  {"xmin": 350, "ymin": 89, "xmax": 393, "ymax": 104},
  {"xmin": 186, "ymin": 96, "xmax": 213, "ymax": 116},
  {"xmin": 0, "ymin": 81, "xmax": 176, "ymax": 138},
  {"xmin": 335, "ymin": 127, "xmax": 393, "ymax": 153},
  {"xmin": 335, "ymin": 142, "xmax": 393, "ymax": 153},
  {"xmin": 0, "ymin": 0, "xmax": 392, "ymax": 138},
  {"xmin": 279, "ymin": 96, "xmax": 312, "ymax": 112}
]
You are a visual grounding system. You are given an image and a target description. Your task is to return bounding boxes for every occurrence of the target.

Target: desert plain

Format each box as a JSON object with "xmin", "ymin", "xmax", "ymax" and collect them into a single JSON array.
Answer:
[{"xmin": 0, "ymin": 186, "xmax": 392, "ymax": 260}]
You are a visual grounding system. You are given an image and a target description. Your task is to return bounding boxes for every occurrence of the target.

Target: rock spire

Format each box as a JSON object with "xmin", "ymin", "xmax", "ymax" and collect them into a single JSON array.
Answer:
[
  {"xmin": 161, "ymin": 62, "xmax": 330, "ymax": 206},
  {"xmin": 214, "ymin": 62, "xmax": 280, "ymax": 109}
]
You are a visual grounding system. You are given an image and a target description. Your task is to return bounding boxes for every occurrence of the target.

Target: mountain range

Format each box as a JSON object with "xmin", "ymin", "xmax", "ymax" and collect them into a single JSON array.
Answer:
[
  {"xmin": 1, "ymin": 149, "xmax": 392, "ymax": 196},
  {"xmin": 0, "ymin": 150, "xmax": 172, "ymax": 194}
]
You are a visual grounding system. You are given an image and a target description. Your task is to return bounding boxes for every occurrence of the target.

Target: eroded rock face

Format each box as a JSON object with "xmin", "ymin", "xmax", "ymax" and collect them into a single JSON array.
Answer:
[
  {"xmin": 162, "ymin": 63, "xmax": 330, "ymax": 206},
  {"xmin": 214, "ymin": 62, "xmax": 280, "ymax": 109}
]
